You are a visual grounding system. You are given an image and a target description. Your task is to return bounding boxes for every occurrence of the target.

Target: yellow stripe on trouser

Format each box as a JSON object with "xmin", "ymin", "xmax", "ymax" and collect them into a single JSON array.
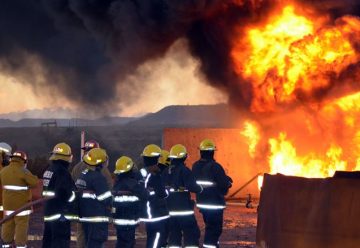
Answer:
[{"xmin": 1, "ymin": 215, "xmax": 30, "ymax": 247}]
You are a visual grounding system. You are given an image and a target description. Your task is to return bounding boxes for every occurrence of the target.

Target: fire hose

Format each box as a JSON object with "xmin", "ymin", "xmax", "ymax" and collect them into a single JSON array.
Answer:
[
  {"xmin": 0, "ymin": 189, "xmax": 137, "ymax": 226},
  {"xmin": 0, "ymin": 196, "xmax": 55, "ymax": 225}
]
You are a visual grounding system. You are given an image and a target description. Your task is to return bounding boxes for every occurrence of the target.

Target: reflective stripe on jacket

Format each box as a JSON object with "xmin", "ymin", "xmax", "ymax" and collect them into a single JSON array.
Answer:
[
  {"xmin": 76, "ymin": 167, "xmax": 112, "ymax": 223},
  {"xmin": 0, "ymin": 159, "xmax": 38, "ymax": 213},
  {"xmin": 112, "ymin": 171, "xmax": 146, "ymax": 226},
  {"xmin": 42, "ymin": 160, "xmax": 77, "ymax": 221},
  {"xmin": 162, "ymin": 162, "xmax": 202, "ymax": 215},
  {"xmin": 140, "ymin": 173, "xmax": 169, "ymax": 222},
  {"xmin": 192, "ymin": 159, "xmax": 231, "ymax": 209}
]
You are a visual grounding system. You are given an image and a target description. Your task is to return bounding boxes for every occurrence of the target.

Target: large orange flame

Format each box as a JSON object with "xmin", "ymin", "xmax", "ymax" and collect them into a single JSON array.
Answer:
[
  {"xmin": 232, "ymin": 5, "xmax": 360, "ymax": 112},
  {"xmin": 232, "ymin": 4, "xmax": 360, "ymax": 190},
  {"xmin": 241, "ymin": 120, "xmax": 260, "ymax": 158},
  {"xmin": 269, "ymin": 133, "xmax": 347, "ymax": 177}
]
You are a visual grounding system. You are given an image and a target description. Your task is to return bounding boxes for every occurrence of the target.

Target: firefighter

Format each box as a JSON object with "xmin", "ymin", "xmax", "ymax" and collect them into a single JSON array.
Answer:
[
  {"xmin": 163, "ymin": 144, "xmax": 202, "ymax": 248},
  {"xmin": 139, "ymin": 144, "xmax": 169, "ymax": 248},
  {"xmin": 0, "ymin": 142, "xmax": 12, "ymax": 219},
  {"xmin": 71, "ymin": 140, "xmax": 113, "ymax": 187},
  {"xmin": 42, "ymin": 143, "xmax": 77, "ymax": 248},
  {"xmin": 75, "ymin": 148, "xmax": 112, "ymax": 248},
  {"xmin": 0, "ymin": 151, "xmax": 38, "ymax": 248},
  {"xmin": 112, "ymin": 156, "xmax": 146, "ymax": 248},
  {"xmin": 0, "ymin": 142, "xmax": 12, "ymax": 167},
  {"xmin": 158, "ymin": 149, "xmax": 171, "ymax": 245},
  {"xmin": 192, "ymin": 139, "xmax": 233, "ymax": 248},
  {"xmin": 71, "ymin": 140, "xmax": 113, "ymax": 248}
]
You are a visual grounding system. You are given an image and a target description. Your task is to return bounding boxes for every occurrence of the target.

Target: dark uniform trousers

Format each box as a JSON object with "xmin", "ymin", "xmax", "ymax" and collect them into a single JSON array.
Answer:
[
  {"xmin": 145, "ymin": 220, "xmax": 168, "ymax": 248},
  {"xmin": 82, "ymin": 222, "xmax": 108, "ymax": 248},
  {"xmin": 168, "ymin": 215, "xmax": 200, "ymax": 247},
  {"xmin": 202, "ymin": 209, "xmax": 224, "ymax": 248},
  {"xmin": 42, "ymin": 219, "xmax": 71, "ymax": 248},
  {"xmin": 115, "ymin": 226, "xmax": 136, "ymax": 248}
]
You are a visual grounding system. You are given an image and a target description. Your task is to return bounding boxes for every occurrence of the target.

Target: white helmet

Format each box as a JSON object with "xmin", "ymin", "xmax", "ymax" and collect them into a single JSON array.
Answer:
[{"xmin": 0, "ymin": 143, "xmax": 12, "ymax": 156}]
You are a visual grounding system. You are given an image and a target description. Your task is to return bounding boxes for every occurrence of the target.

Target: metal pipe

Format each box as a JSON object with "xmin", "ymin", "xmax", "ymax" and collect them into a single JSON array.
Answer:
[{"xmin": 226, "ymin": 172, "xmax": 262, "ymax": 199}]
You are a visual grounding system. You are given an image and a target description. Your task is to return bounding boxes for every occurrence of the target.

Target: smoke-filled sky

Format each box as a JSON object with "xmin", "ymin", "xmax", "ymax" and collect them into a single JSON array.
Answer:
[{"xmin": 0, "ymin": 0, "xmax": 359, "ymax": 116}]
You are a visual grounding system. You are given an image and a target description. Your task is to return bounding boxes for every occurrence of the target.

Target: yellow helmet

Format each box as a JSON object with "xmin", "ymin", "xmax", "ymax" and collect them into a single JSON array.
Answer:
[
  {"xmin": 141, "ymin": 144, "xmax": 161, "ymax": 157},
  {"xmin": 83, "ymin": 148, "xmax": 108, "ymax": 166},
  {"xmin": 50, "ymin": 143, "xmax": 73, "ymax": 163},
  {"xmin": 114, "ymin": 156, "xmax": 134, "ymax": 174},
  {"xmin": 169, "ymin": 144, "xmax": 187, "ymax": 159},
  {"xmin": 199, "ymin": 139, "xmax": 216, "ymax": 151},
  {"xmin": 159, "ymin": 150, "xmax": 170, "ymax": 166}
]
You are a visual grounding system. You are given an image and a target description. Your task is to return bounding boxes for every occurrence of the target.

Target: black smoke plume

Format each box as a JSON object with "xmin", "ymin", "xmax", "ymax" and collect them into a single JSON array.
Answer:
[{"xmin": 0, "ymin": 0, "xmax": 359, "ymax": 112}]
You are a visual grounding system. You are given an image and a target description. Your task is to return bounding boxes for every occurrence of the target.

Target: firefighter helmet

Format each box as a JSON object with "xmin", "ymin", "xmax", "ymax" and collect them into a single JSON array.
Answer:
[
  {"xmin": 141, "ymin": 144, "xmax": 161, "ymax": 157},
  {"xmin": 11, "ymin": 151, "xmax": 28, "ymax": 162},
  {"xmin": 0, "ymin": 142, "xmax": 12, "ymax": 156},
  {"xmin": 199, "ymin": 139, "xmax": 216, "ymax": 151},
  {"xmin": 169, "ymin": 144, "xmax": 187, "ymax": 159},
  {"xmin": 82, "ymin": 140, "xmax": 100, "ymax": 151},
  {"xmin": 83, "ymin": 148, "xmax": 108, "ymax": 166},
  {"xmin": 114, "ymin": 156, "xmax": 134, "ymax": 174},
  {"xmin": 159, "ymin": 150, "xmax": 170, "ymax": 166},
  {"xmin": 50, "ymin": 143, "xmax": 73, "ymax": 163}
]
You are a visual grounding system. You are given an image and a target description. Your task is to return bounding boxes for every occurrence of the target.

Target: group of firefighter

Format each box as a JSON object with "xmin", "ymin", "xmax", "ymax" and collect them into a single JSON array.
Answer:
[{"xmin": 0, "ymin": 138, "xmax": 232, "ymax": 248}]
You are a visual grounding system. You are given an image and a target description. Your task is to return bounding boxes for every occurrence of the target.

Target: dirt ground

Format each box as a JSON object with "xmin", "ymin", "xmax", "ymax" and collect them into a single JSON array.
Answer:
[{"xmin": 25, "ymin": 203, "xmax": 257, "ymax": 247}]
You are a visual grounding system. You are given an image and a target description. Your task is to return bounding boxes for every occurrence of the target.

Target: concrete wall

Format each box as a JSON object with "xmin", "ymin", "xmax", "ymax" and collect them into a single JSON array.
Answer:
[
  {"xmin": 257, "ymin": 174, "xmax": 360, "ymax": 248},
  {"xmin": 162, "ymin": 128, "xmax": 265, "ymax": 198}
]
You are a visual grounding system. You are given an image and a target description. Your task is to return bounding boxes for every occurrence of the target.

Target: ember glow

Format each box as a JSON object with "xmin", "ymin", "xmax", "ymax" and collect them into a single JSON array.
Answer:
[{"xmin": 231, "ymin": 2, "xmax": 360, "ymax": 190}]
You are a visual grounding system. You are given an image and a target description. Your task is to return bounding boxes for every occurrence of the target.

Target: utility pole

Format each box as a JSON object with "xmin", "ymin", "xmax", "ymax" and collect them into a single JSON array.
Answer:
[{"xmin": 81, "ymin": 131, "xmax": 85, "ymax": 161}]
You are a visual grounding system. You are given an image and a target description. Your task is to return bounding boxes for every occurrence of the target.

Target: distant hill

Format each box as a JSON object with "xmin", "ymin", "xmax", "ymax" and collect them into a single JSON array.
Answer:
[
  {"xmin": 127, "ymin": 104, "xmax": 233, "ymax": 127},
  {"xmin": 0, "ymin": 108, "xmax": 81, "ymax": 120},
  {"xmin": 0, "ymin": 107, "xmax": 138, "ymax": 127},
  {"xmin": 0, "ymin": 104, "xmax": 235, "ymax": 176},
  {"xmin": 0, "ymin": 104, "xmax": 234, "ymax": 128},
  {"xmin": 0, "ymin": 117, "xmax": 136, "ymax": 128},
  {"xmin": 0, "ymin": 125, "xmax": 163, "ymax": 176}
]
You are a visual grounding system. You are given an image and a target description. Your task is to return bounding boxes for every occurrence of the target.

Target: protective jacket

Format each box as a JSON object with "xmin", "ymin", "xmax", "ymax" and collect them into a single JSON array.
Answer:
[
  {"xmin": 192, "ymin": 158, "xmax": 232, "ymax": 210},
  {"xmin": 42, "ymin": 160, "xmax": 77, "ymax": 221},
  {"xmin": 0, "ymin": 151, "xmax": 9, "ymax": 216},
  {"xmin": 75, "ymin": 167, "xmax": 112, "ymax": 223},
  {"xmin": 72, "ymin": 161, "xmax": 113, "ymax": 188},
  {"xmin": 140, "ymin": 173, "xmax": 169, "ymax": 222},
  {"xmin": 162, "ymin": 162, "xmax": 202, "ymax": 215},
  {"xmin": 112, "ymin": 171, "xmax": 146, "ymax": 226},
  {"xmin": 0, "ymin": 159, "xmax": 38, "ymax": 216}
]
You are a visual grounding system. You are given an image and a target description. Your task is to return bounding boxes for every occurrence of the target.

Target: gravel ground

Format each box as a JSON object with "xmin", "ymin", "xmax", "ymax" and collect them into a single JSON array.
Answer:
[{"xmin": 25, "ymin": 203, "xmax": 257, "ymax": 247}]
